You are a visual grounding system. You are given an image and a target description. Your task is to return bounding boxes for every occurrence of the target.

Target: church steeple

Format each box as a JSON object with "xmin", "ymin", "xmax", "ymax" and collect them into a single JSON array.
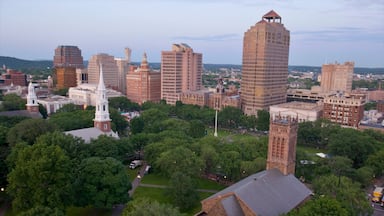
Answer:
[
  {"xmin": 93, "ymin": 64, "xmax": 111, "ymax": 132},
  {"xmin": 26, "ymin": 81, "xmax": 39, "ymax": 112}
]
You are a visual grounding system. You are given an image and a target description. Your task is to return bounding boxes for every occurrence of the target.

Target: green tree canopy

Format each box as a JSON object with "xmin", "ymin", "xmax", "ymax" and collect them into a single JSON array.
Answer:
[
  {"xmin": 0, "ymin": 93, "xmax": 26, "ymax": 111},
  {"xmin": 7, "ymin": 143, "xmax": 72, "ymax": 212},
  {"xmin": 287, "ymin": 196, "xmax": 348, "ymax": 216},
  {"xmin": 166, "ymin": 171, "xmax": 199, "ymax": 211},
  {"xmin": 155, "ymin": 146, "xmax": 204, "ymax": 177},
  {"xmin": 7, "ymin": 118, "xmax": 58, "ymax": 146},
  {"xmin": 75, "ymin": 157, "xmax": 131, "ymax": 208},
  {"xmin": 109, "ymin": 96, "xmax": 140, "ymax": 112},
  {"xmin": 48, "ymin": 109, "xmax": 94, "ymax": 131},
  {"xmin": 256, "ymin": 110, "xmax": 270, "ymax": 131}
]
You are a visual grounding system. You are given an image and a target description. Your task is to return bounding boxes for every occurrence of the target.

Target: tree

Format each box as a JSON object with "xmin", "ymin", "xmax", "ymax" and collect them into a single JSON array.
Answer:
[
  {"xmin": 48, "ymin": 109, "xmax": 94, "ymax": 131},
  {"xmin": 109, "ymin": 96, "xmax": 140, "ymax": 112},
  {"xmin": 328, "ymin": 156, "xmax": 353, "ymax": 187},
  {"xmin": 287, "ymin": 196, "xmax": 348, "ymax": 216},
  {"xmin": 256, "ymin": 110, "xmax": 269, "ymax": 131},
  {"xmin": 18, "ymin": 206, "xmax": 64, "ymax": 216},
  {"xmin": 56, "ymin": 103, "xmax": 82, "ymax": 113},
  {"xmin": 130, "ymin": 117, "xmax": 144, "ymax": 134},
  {"xmin": 123, "ymin": 198, "xmax": 185, "ymax": 216},
  {"xmin": 75, "ymin": 157, "xmax": 131, "ymax": 208},
  {"xmin": 155, "ymin": 146, "xmax": 204, "ymax": 177},
  {"xmin": 7, "ymin": 118, "xmax": 58, "ymax": 146},
  {"xmin": 219, "ymin": 151, "xmax": 241, "ymax": 181},
  {"xmin": 218, "ymin": 106, "xmax": 243, "ymax": 129},
  {"xmin": 200, "ymin": 144, "xmax": 219, "ymax": 174},
  {"xmin": 0, "ymin": 93, "xmax": 26, "ymax": 111},
  {"xmin": 313, "ymin": 175, "xmax": 373, "ymax": 216},
  {"xmin": 166, "ymin": 172, "xmax": 199, "ymax": 211},
  {"xmin": 38, "ymin": 104, "xmax": 48, "ymax": 119},
  {"xmin": 88, "ymin": 135, "xmax": 119, "ymax": 160},
  {"xmin": 366, "ymin": 149, "xmax": 384, "ymax": 177},
  {"xmin": 188, "ymin": 120, "xmax": 205, "ymax": 138},
  {"xmin": 7, "ymin": 143, "xmax": 73, "ymax": 212},
  {"xmin": 328, "ymin": 128, "xmax": 376, "ymax": 168},
  {"xmin": 140, "ymin": 108, "xmax": 168, "ymax": 133},
  {"xmin": 109, "ymin": 107, "xmax": 129, "ymax": 136}
]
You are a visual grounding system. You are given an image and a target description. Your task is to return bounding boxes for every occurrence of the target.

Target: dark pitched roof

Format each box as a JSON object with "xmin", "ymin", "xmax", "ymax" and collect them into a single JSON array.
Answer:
[
  {"xmin": 0, "ymin": 110, "xmax": 41, "ymax": 118},
  {"xmin": 263, "ymin": 10, "xmax": 281, "ymax": 19},
  {"xmin": 203, "ymin": 169, "xmax": 312, "ymax": 216}
]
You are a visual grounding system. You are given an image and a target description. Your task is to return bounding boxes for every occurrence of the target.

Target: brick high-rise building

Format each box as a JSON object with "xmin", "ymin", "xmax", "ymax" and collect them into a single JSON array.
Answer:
[
  {"xmin": 266, "ymin": 115, "xmax": 298, "ymax": 175},
  {"xmin": 53, "ymin": 45, "xmax": 84, "ymax": 68},
  {"xmin": 321, "ymin": 61, "xmax": 354, "ymax": 93},
  {"xmin": 241, "ymin": 10, "xmax": 290, "ymax": 115},
  {"xmin": 1, "ymin": 69, "xmax": 27, "ymax": 86},
  {"xmin": 161, "ymin": 43, "xmax": 202, "ymax": 105},
  {"xmin": 53, "ymin": 45, "xmax": 84, "ymax": 88},
  {"xmin": 323, "ymin": 92, "xmax": 366, "ymax": 128},
  {"xmin": 126, "ymin": 53, "xmax": 161, "ymax": 104},
  {"xmin": 87, "ymin": 54, "xmax": 119, "ymax": 90}
]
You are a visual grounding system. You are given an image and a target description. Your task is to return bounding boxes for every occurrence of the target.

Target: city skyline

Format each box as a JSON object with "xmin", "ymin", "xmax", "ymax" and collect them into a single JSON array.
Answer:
[{"xmin": 0, "ymin": 0, "xmax": 383, "ymax": 67}]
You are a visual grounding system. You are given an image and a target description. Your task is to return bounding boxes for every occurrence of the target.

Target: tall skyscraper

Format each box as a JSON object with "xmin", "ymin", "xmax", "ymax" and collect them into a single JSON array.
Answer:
[
  {"xmin": 115, "ymin": 48, "xmax": 131, "ymax": 94},
  {"xmin": 266, "ymin": 115, "xmax": 298, "ymax": 175},
  {"xmin": 87, "ymin": 54, "xmax": 119, "ymax": 90},
  {"xmin": 241, "ymin": 10, "xmax": 290, "ymax": 115},
  {"xmin": 126, "ymin": 53, "xmax": 161, "ymax": 104},
  {"xmin": 321, "ymin": 61, "xmax": 354, "ymax": 93},
  {"xmin": 53, "ymin": 45, "xmax": 84, "ymax": 88},
  {"xmin": 161, "ymin": 43, "xmax": 202, "ymax": 105}
]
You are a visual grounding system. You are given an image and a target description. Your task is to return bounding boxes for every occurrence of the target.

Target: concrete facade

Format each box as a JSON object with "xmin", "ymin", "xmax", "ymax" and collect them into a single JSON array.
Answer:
[
  {"xmin": 269, "ymin": 101, "xmax": 323, "ymax": 123},
  {"xmin": 321, "ymin": 61, "xmax": 354, "ymax": 93},
  {"xmin": 241, "ymin": 10, "xmax": 290, "ymax": 115},
  {"xmin": 161, "ymin": 43, "xmax": 202, "ymax": 105},
  {"xmin": 87, "ymin": 54, "xmax": 119, "ymax": 90},
  {"xmin": 68, "ymin": 84, "xmax": 123, "ymax": 106}
]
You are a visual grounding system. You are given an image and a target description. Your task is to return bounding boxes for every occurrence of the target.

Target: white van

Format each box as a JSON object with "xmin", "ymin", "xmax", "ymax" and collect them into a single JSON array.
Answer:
[{"xmin": 129, "ymin": 160, "xmax": 142, "ymax": 169}]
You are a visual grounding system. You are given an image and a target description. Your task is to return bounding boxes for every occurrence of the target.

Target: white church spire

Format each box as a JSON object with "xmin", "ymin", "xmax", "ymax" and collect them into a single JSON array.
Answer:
[
  {"xmin": 26, "ymin": 81, "xmax": 39, "ymax": 112},
  {"xmin": 93, "ymin": 64, "xmax": 111, "ymax": 132}
]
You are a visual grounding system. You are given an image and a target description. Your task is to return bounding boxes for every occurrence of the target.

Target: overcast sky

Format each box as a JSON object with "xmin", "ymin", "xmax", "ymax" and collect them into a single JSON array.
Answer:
[{"xmin": 0, "ymin": 0, "xmax": 383, "ymax": 67}]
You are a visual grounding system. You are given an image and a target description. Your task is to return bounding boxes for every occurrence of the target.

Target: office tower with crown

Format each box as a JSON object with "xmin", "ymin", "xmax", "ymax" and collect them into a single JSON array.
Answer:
[{"xmin": 241, "ymin": 10, "xmax": 290, "ymax": 116}]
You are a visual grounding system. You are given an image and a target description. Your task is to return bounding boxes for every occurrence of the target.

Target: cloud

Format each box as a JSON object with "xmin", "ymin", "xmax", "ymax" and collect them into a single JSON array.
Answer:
[
  {"xmin": 292, "ymin": 27, "xmax": 384, "ymax": 42},
  {"xmin": 172, "ymin": 34, "xmax": 241, "ymax": 42}
]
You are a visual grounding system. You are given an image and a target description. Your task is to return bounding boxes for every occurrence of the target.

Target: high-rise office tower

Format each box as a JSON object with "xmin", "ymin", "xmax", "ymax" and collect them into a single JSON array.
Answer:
[
  {"xmin": 115, "ymin": 48, "xmax": 131, "ymax": 94},
  {"xmin": 87, "ymin": 54, "xmax": 119, "ymax": 90},
  {"xmin": 126, "ymin": 53, "xmax": 161, "ymax": 104},
  {"xmin": 161, "ymin": 43, "xmax": 202, "ymax": 105},
  {"xmin": 321, "ymin": 61, "xmax": 354, "ymax": 93},
  {"xmin": 241, "ymin": 10, "xmax": 290, "ymax": 115},
  {"xmin": 53, "ymin": 45, "xmax": 84, "ymax": 88}
]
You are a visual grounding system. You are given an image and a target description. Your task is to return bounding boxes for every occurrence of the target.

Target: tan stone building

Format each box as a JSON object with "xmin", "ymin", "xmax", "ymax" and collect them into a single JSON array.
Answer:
[
  {"xmin": 161, "ymin": 43, "xmax": 202, "ymax": 105},
  {"xmin": 126, "ymin": 53, "xmax": 161, "ymax": 105},
  {"xmin": 241, "ymin": 10, "xmax": 290, "ymax": 115},
  {"xmin": 321, "ymin": 61, "xmax": 354, "ymax": 93},
  {"xmin": 87, "ymin": 53, "xmax": 119, "ymax": 90},
  {"xmin": 269, "ymin": 101, "xmax": 323, "ymax": 123},
  {"xmin": 323, "ymin": 92, "xmax": 366, "ymax": 128},
  {"xmin": 115, "ymin": 48, "xmax": 131, "ymax": 94}
]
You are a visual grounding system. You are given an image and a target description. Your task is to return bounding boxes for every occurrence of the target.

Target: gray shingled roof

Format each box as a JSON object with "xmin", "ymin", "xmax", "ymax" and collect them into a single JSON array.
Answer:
[
  {"xmin": 221, "ymin": 195, "xmax": 245, "ymax": 216},
  {"xmin": 65, "ymin": 127, "xmax": 118, "ymax": 143},
  {"xmin": 203, "ymin": 169, "xmax": 312, "ymax": 216}
]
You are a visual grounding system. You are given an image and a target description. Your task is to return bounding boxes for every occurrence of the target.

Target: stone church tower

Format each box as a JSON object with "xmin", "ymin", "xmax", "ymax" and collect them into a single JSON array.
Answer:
[
  {"xmin": 26, "ymin": 81, "xmax": 39, "ymax": 113},
  {"xmin": 93, "ymin": 64, "xmax": 112, "ymax": 133},
  {"xmin": 266, "ymin": 115, "xmax": 298, "ymax": 175}
]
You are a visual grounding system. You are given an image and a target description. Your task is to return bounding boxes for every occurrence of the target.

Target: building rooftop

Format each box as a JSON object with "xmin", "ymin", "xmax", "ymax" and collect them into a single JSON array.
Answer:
[
  {"xmin": 65, "ymin": 127, "xmax": 118, "ymax": 143},
  {"xmin": 271, "ymin": 101, "xmax": 323, "ymax": 111},
  {"xmin": 202, "ymin": 169, "xmax": 312, "ymax": 216}
]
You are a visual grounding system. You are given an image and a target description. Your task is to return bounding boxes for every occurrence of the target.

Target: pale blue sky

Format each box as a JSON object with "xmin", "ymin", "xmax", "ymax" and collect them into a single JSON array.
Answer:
[{"xmin": 0, "ymin": 0, "xmax": 383, "ymax": 67}]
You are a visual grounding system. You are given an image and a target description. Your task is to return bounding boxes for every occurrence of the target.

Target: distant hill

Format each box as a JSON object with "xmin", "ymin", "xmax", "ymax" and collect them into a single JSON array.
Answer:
[
  {"xmin": 0, "ymin": 56, "xmax": 53, "ymax": 69},
  {"xmin": 1, "ymin": 56, "xmax": 383, "ymax": 74}
]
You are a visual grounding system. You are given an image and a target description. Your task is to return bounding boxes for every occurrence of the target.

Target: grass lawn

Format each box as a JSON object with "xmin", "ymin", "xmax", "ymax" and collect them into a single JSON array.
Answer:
[
  {"xmin": 140, "ymin": 173, "xmax": 169, "ymax": 185},
  {"xmin": 133, "ymin": 186, "xmax": 215, "ymax": 216},
  {"xmin": 195, "ymin": 178, "xmax": 226, "ymax": 190},
  {"xmin": 126, "ymin": 167, "xmax": 139, "ymax": 182}
]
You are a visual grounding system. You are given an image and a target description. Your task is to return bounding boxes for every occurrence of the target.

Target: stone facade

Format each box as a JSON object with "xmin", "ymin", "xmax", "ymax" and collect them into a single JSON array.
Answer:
[{"xmin": 266, "ymin": 115, "xmax": 298, "ymax": 175}]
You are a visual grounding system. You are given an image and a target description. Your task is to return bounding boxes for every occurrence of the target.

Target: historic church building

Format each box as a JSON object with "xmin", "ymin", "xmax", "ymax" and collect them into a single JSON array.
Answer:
[{"xmin": 65, "ymin": 65, "xmax": 118, "ymax": 143}]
